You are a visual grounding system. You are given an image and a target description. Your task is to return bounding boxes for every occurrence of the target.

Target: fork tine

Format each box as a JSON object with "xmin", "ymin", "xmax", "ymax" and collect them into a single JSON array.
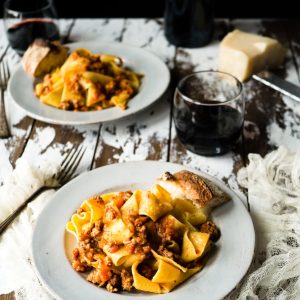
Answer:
[
  {"xmin": 58, "ymin": 146, "xmax": 85, "ymax": 183},
  {"xmin": 60, "ymin": 147, "xmax": 86, "ymax": 184},
  {"xmin": 57, "ymin": 146, "xmax": 86, "ymax": 184},
  {"xmin": 60, "ymin": 145, "xmax": 77, "ymax": 167}
]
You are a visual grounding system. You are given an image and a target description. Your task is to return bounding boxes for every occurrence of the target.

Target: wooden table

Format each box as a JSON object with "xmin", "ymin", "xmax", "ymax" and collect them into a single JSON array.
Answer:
[{"xmin": 1, "ymin": 18, "xmax": 300, "ymax": 300}]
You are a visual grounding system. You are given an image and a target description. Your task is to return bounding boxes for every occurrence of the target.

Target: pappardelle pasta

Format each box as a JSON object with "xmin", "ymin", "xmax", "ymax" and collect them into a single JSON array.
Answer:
[
  {"xmin": 35, "ymin": 48, "xmax": 142, "ymax": 111},
  {"xmin": 66, "ymin": 184, "xmax": 220, "ymax": 294}
]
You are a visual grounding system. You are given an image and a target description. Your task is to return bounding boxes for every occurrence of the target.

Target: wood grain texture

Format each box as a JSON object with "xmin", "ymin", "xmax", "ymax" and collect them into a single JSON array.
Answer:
[
  {"xmin": 168, "ymin": 20, "xmax": 247, "ymax": 205},
  {"xmin": 0, "ymin": 293, "xmax": 14, "ymax": 300},
  {"xmin": 12, "ymin": 19, "xmax": 103, "ymax": 178},
  {"xmin": 93, "ymin": 18, "xmax": 175, "ymax": 168},
  {"xmin": 0, "ymin": 19, "xmax": 75, "ymax": 300},
  {"xmin": 0, "ymin": 20, "xmax": 75, "ymax": 184},
  {"xmin": 1, "ymin": 18, "xmax": 300, "ymax": 300},
  {"xmin": 231, "ymin": 20, "xmax": 300, "ymax": 156}
]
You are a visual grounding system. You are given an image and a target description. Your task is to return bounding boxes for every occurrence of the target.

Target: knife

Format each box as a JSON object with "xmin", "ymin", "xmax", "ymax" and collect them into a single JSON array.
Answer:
[{"xmin": 252, "ymin": 71, "xmax": 300, "ymax": 103}]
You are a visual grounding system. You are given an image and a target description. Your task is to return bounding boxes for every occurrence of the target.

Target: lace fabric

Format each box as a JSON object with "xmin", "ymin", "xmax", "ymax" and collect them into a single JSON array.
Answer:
[
  {"xmin": 227, "ymin": 146, "xmax": 300, "ymax": 300},
  {"xmin": 0, "ymin": 147, "xmax": 299, "ymax": 299}
]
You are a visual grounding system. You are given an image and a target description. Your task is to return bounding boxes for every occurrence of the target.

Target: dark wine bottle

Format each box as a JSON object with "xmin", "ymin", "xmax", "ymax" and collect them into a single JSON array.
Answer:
[{"xmin": 164, "ymin": 0, "xmax": 214, "ymax": 47}]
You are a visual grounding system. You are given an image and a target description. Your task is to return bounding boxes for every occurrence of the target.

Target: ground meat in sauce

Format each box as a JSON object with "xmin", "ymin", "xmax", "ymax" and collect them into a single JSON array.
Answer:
[
  {"xmin": 70, "ymin": 190, "xmax": 218, "ymax": 294},
  {"xmin": 200, "ymin": 221, "xmax": 220, "ymax": 242},
  {"xmin": 157, "ymin": 245, "xmax": 184, "ymax": 265},
  {"xmin": 72, "ymin": 248, "xmax": 88, "ymax": 272},
  {"xmin": 106, "ymin": 273, "xmax": 121, "ymax": 293},
  {"xmin": 105, "ymin": 206, "xmax": 119, "ymax": 221},
  {"xmin": 156, "ymin": 217, "xmax": 176, "ymax": 242},
  {"xmin": 138, "ymin": 263, "xmax": 156, "ymax": 279},
  {"xmin": 121, "ymin": 270, "xmax": 134, "ymax": 291}
]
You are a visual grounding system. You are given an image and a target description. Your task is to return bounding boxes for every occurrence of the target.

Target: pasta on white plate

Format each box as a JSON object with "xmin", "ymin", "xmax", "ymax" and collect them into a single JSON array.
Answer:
[
  {"xmin": 35, "ymin": 48, "xmax": 142, "ymax": 112},
  {"xmin": 66, "ymin": 181, "xmax": 221, "ymax": 294}
]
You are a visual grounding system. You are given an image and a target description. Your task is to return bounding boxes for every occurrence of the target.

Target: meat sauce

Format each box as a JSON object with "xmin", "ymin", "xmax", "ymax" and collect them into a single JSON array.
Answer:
[{"xmin": 71, "ymin": 192, "xmax": 219, "ymax": 292}]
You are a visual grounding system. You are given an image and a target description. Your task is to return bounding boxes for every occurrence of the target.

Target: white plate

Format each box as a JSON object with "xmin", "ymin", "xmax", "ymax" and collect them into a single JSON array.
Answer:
[
  {"xmin": 32, "ymin": 161, "xmax": 255, "ymax": 300},
  {"xmin": 8, "ymin": 42, "xmax": 170, "ymax": 125}
]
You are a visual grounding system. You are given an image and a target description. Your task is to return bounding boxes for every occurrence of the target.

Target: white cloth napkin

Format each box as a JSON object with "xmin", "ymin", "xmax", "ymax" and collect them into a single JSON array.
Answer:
[
  {"xmin": 0, "ymin": 157, "xmax": 58, "ymax": 300},
  {"xmin": 0, "ymin": 147, "xmax": 299, "ymax": 299}
]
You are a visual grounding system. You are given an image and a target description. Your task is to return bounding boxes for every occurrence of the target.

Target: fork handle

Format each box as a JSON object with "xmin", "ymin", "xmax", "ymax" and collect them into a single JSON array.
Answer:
[
  {"xmin": 0, "ymin": 186, "xmax": 52, "ymax": 235},
  {"xmin": 0, "ymin": 89, "xmax": 10, "ymax": 138}
]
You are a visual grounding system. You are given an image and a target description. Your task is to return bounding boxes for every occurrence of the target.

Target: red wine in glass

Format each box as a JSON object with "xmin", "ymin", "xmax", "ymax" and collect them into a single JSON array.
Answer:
[
  {"xmin": 7, "ymin": 18, "xmax": 60, "ymax": 55},
  {"xmin": 4, "ymin": 0, "xmax": 60, "ymax": 56},
  {"xmin": 174, "ymin": 105, "xmax": 244, "ymax": 155},
  {"xmin": 173, "ymin": 71, "xmax": 244, "ymax": 156}
]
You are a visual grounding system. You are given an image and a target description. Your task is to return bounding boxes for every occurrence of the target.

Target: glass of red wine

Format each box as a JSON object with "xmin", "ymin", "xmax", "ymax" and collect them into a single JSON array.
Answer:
[
  {"xmin": 4, "ymin": 0, "xmax": 60, "ymax": 56},
  {"xmin": 174, "ymin": 71, "xmax": 244, "ymax": 156}
]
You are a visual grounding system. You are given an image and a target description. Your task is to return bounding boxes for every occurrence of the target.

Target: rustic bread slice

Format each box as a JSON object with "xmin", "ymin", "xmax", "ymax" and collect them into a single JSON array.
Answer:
[
  {"xmin": 22, "ymin": 39, "xmax": 69, "ymax": 78},
  {"xmin": 157, "ymin": 170, "xmax": 230, "ymax": 212}
]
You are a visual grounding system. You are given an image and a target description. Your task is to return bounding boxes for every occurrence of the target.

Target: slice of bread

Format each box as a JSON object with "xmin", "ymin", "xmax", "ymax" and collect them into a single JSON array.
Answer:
[
  {"xmin": 22, "ymin": 39, "xmax": 69, "ymax": 78},
  {"xmin": 157, "ymin": 170, "xmax": 230, "ymax": 212}
]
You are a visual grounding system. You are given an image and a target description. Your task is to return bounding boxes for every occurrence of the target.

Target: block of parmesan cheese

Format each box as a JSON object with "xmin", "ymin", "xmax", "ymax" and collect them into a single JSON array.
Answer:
[{"xmin": 219, "ymin": 30, "xmax": 286, "ymax": 82}]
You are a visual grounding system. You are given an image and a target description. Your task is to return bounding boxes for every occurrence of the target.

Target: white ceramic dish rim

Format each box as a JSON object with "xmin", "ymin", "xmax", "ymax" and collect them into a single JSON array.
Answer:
[
  {"xmin": 32, "ymin": 161, "xmax": 255, "ymax": 300},
  {"xmin": 8, "ymin": 42, "xmax": 170, "ymax": 125}
]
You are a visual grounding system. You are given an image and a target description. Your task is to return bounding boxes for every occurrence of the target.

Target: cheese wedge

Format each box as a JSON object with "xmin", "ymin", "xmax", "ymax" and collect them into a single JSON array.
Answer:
[{"xmin": 219, "ymin": 29, "xmax": 286, "ymax": 82}]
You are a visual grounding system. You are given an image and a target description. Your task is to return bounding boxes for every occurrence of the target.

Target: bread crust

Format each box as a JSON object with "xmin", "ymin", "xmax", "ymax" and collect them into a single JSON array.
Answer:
[
  {"xmin": 22, "ymin": 40, "xmax": 50, "ymax": 76},
  {"xmin": 158, "ymin": 170, "xmax": 230, "ymax": 210},
  {"xmin": 22, "ymin": 39, "xmax": 68, "ymax": 77}
]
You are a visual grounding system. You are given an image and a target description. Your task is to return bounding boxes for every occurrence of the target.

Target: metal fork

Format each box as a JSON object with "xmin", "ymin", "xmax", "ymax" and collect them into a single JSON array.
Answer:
[
  {"xmin": 0, "ymin": 59, "xmax": 11, "ymax": 138},
  {"xmin": 0, "ymin": 145, "xmax": 86, "ymax": 235}
]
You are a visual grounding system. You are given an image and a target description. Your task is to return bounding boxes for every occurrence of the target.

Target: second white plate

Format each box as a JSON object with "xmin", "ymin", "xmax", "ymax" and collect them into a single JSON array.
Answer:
[
  {"xmin": 32, "ymin": 161, "xmax": 255, "ymax": 300},
  {"xmin": 8, "ymin": 42, "xmax": 170, "ymax": 125}
]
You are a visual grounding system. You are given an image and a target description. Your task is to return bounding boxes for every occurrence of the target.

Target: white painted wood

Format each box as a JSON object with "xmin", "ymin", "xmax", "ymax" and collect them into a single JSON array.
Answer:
[
  {"xmin": 0, "ymin": 20, "xmax": 80, "ymax": 184},
  {"xmin": 1, "ymin": 18, "xmax": 299, "ymax": 206},
  {"xmin": 169, "ymin": 25, "xmax": 246, "ymax": 203},
  {"xmin": 232, "ymin": 19, "xmax": 300, "ymax": 151},
  {"xmin": 70, "ymin": 19, "xmax": 124, "ymax": 42},
  {"xmin": 21, "ymin": 19, "xmax": 128, "ymax": 176},
  {"xmin": 0, "ymin": 20, "xmax": 8, "ymax": 59},
  {"xmin": 58, "ymin": 19, "xmax": 75, "ymax": 40},
  {"xmin": 0, "ymin": 20, "xmax": 27, "ymax": 183},
  {"xmin": 94, "ymin": 19, "xmax": 176, "ymax": 166}
]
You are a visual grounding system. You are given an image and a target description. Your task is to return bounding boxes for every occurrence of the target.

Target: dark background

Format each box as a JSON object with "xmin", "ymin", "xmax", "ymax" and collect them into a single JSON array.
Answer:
[{"xmin": 1, "ymin": 0, "xmax": 300, "ymax": 19}]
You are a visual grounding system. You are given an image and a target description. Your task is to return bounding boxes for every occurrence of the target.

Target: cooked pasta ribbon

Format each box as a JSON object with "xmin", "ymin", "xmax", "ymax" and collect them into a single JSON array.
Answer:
[
  {"xmin": 160, "ymin": 267, "xmax": 202, "ymax": 293},
  {"xmin": 66, "ymin": 183, "xmax": 216, "ymax": 294},
  {"xmin": 66, "ymin": 197, "xmax": 104, "ymax": 238},
  {"xmin": 102, "ymin": 218, "xmax": 132, "ymax": 243},
  {"xmin": 132, "ymin": 262, "xmax": 162, "ymax": 294},
  {"xmin": 151, "ymin": 259, "xmax": 181, "ymax": 283},
  {"xmin": 139, "ymin": 190, "xmax": 173, "ymax": 221},
  {"xmin": 121, "ymin": 188, "xmax": 173, "ymax": 222},
  {"xmin": 35, "ymin": 48, "xmax": 142, "ymax": 111},
  {"xmin": 103, "ymin": 246, "xmax": 132, "ymax": 266},
  {"xmin": 181, "ymin": 231, "xmax": 211, "ymax": 262}
]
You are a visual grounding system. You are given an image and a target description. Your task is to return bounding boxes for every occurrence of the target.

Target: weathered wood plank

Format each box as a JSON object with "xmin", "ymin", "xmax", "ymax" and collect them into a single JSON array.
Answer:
[
  {"xmin": 0, "ymin": 20, "xmax": 76, "ymax": 185},
  {"xmin": 93, "ymin": 19, "xmax": 176, "ymax": 168},
  {"xmin": 168, "ymin": 20, "xmax": 247, "ymax": 203},
  {"xmin": 231, "ymin": 20, "xmax": 300, "ymax": 156},
  {"xmin": 0, "ymin": 293, "xmax": 14, "ymax": 300},
  {"xmin": 21, "ymin": 19, "xmax": 127, "ymax": 174},
  {"xmin": 0, "ymin": 21, "xmax": 30, "ymax": 183},
  {"xmin": 0, "ymin": 20, "xmax": 75, "ymax": 300},
  {"xmin": 0, "ymin": 21, "xmax": 9, "ymax": 61},
  {"xmin": 282, "ymin": 21, "xmax": 300, "ymax": 148},
  {"xmin": 70, "ymin": 19, "xmax": 125, "ymax": 43}
]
